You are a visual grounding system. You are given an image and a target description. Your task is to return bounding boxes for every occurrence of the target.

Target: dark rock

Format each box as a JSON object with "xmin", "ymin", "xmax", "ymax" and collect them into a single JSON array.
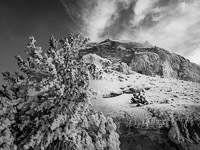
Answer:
[
  {"xmin": 113, "ymin": 107, "xmax": 200, "ymax": 150},
  {"xmin": 123, "ymin": 88, "xmax": 136, "ymax": 94},
  {"xmin": 118, "ymin": 124, "xmax": 179, "ymax": 150},
  {"xmin": 103, "ymin": 91, "xmax": 124, "ymax": 98}
]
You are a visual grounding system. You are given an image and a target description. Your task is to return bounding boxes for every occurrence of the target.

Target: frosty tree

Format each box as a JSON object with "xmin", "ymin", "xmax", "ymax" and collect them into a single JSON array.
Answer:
[{"xmin": 0, "ymin": 34, "xmax": 120, "ymax": 150}]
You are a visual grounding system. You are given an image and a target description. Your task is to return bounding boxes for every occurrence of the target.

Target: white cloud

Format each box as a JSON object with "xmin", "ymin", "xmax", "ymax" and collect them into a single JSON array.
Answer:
[
  {"xmin": 135, "ymin": 1, "xmax": 200, "ymax": 64},
  {"xmin": 133, "ymin": 0, "xmax": 158, "ymax": 25},
  {"xmin": 82, "ymin": 0, "xmax": 134, "ymax": 41},
  {"xmin": 186, "ymin": 47, "xmax": 200, "ymax": 64},
  {"xmin": 83, "ymin": 0, "xmax": 118, "ymax": 41}
]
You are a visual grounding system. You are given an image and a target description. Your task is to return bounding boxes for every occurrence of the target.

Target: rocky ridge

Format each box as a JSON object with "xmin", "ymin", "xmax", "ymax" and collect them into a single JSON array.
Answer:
[{"xmin": 80, "ymin": 39, "xmax": 200, "ymax": 83}]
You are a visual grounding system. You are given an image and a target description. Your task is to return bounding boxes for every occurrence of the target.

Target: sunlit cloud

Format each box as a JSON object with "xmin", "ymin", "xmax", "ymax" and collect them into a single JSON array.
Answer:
[{"xmin": 136, "ymin": 1, "xmax": 200, "ymax": 60}]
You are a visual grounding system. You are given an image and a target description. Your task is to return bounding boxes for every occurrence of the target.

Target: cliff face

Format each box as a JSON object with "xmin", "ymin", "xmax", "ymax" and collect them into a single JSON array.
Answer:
[{"xmin": 81, "ymin": 39, "xmax": 200, "ymax": 83}]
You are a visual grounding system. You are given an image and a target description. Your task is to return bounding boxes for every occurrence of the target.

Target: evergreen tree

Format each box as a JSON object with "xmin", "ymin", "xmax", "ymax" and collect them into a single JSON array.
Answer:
[{"xmin": 0, "ymin": 34, "xmax": 120, "ymax": 150}]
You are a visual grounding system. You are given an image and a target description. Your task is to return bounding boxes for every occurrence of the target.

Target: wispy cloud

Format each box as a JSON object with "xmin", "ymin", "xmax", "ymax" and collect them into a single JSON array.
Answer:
[
  {"xmin": 132, "ymin": 0, "xmax": 158, "ymax": 25},
  {"xmin": 83, "ymin": 0, "xmax": 119, "ymax": 41},
  {"xmin": 60, "ymin": 0, "xmax": 200, "ymax": 64},
  {"xmin": 60, "ymin": 0, "xmax": 135, "ymax": 41},
  {"xmin": 136, "ymin": 0, "xmax": 200, "ymax": 63}
]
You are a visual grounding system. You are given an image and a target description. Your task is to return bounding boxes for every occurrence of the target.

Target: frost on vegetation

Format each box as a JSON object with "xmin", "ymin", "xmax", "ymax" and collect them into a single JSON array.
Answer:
[{"xmin": 0, "ymin": 34, "xmax": 120, "ymax": 150}]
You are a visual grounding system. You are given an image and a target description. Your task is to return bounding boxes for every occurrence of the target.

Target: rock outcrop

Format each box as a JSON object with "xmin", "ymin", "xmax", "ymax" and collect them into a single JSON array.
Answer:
[
  {"xmin": 80, "ymin": 39, "xmax": 200, "ymax": 150},
  {"xmin": 88, "ymin": 55, "xmax": 200, "ymax": 150},
  {"xmin": 82, "ymin": 53, "xmax": 133, "ymax": 78},
  {"xmin": 114, "ymin": 108, "xmax": 200, "ymax": 150},
  {"xmin": 80, "ymin": 39, "xmax": 200, "ymax": 83}
]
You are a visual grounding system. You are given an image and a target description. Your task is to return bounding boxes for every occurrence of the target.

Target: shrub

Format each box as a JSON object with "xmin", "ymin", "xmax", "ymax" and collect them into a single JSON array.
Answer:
[{"xmin": 0, "ymin": 34, "xmax": 120, "ymax": 150}]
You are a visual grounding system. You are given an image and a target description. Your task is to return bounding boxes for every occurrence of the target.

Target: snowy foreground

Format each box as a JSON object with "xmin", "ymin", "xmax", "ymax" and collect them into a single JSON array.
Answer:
[{"xmin": 91, "ymin": 72, "xmax": 200, "ymax": 118}]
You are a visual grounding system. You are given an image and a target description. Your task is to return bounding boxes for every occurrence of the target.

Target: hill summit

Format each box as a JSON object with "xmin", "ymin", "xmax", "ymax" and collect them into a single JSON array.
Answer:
[{"xmin": 80, "ymin": 39, "xmax": 200, "ymax": 83}]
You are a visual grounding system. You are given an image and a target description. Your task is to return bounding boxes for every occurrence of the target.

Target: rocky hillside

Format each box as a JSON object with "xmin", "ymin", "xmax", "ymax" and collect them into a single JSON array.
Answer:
[
  {"xmin": 80, "ymin": 39, "xmax": 200, "ymax": 83},
  {"xmin": 81, "ymin": 53, "xmax": 200, "ymax": 150}
]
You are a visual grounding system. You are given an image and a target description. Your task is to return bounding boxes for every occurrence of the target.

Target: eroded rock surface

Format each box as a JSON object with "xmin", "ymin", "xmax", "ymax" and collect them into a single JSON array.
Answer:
[{"xmin": 81, "ymin": 39, "xmax": 200, "ymax": 83}]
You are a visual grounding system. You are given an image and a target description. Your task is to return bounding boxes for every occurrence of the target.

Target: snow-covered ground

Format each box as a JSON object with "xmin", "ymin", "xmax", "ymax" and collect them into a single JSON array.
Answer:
[{"xmin": 90, "ymin": 71, "xmax": 200, "ymax": 119}]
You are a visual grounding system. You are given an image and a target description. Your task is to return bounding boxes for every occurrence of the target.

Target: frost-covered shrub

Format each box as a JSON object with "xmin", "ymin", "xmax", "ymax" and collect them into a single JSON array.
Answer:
[{"xmin": 0, "ymin": 34, "xmax": 120, "ymax": 150}]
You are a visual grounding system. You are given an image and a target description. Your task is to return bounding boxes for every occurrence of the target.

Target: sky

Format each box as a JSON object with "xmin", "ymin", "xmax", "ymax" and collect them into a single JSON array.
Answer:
[{"xmin": 0, "ymin": 0, "xmax": 200, "ymax": 84}]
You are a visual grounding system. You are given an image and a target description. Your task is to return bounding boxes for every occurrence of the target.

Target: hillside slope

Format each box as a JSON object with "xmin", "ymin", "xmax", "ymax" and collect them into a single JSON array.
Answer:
[
  {"xmin": 80, "ymin": 39, "xmax": 200, "ymax": 83},
  {"xmin": 82, "ymin": 53, "xmax": 200, "ymax": 150}
]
